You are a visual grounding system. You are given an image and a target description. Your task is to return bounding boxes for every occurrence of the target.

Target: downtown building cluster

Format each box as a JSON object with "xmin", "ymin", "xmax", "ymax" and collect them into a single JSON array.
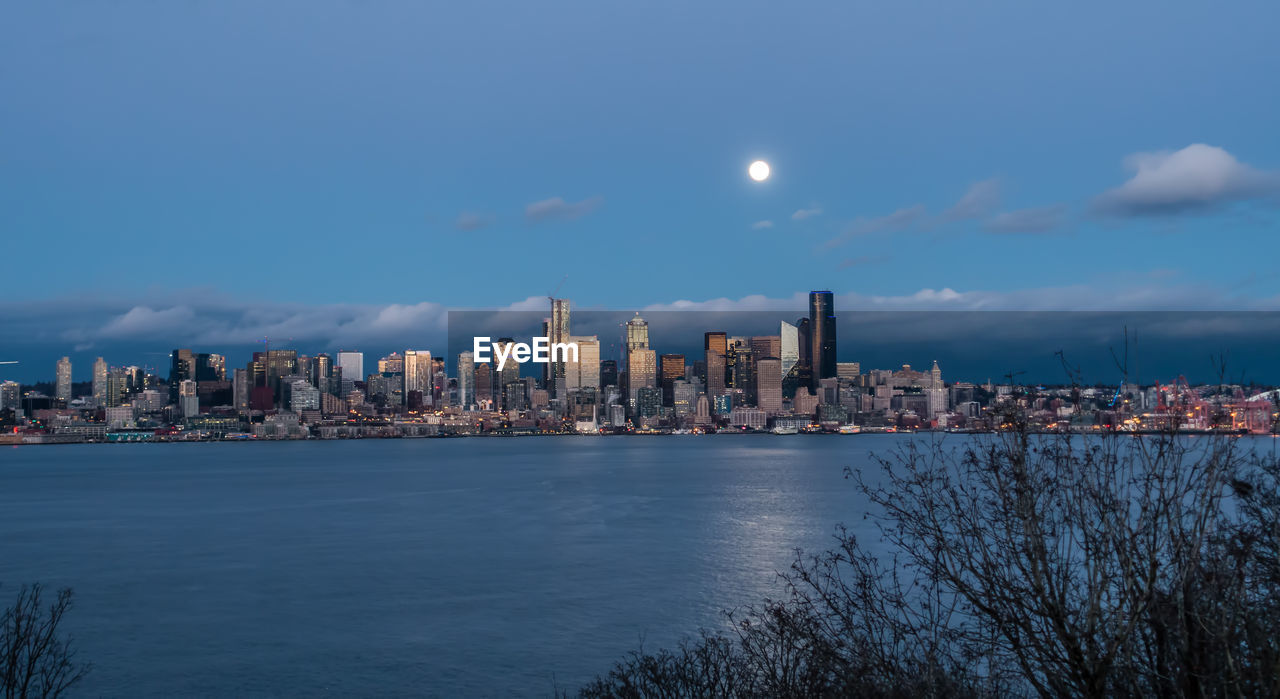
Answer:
[{"xmin": 3, "ymin": 291, "xmax": 1279, "ymax": 443}]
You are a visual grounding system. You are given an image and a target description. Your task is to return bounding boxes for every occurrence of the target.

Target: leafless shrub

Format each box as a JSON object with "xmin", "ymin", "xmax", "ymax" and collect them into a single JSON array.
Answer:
[
  {"xmin": 1, "ymin": 583, "xmax": 90, "ymax": 699},
  {"xmin": 582, "ymin": 424, "xmax": 1280, "ymax": 698}
]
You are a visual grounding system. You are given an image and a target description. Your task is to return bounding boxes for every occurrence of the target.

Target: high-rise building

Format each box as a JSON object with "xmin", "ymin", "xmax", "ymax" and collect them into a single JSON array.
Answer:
[
  {"xmin": 600, "ymin": 360, "xmax": 618, "ymax": 387},
  {"xmin": 92, "ymin": 357, "xmax": 108, "ymax": 405},
  {"xmin": 568, "ymin": 336, "xmax": 601, "ymax": 391},
  {"xmin": 312, "ymin": 353, "xmax": 333, "ymax": 396},
  {"xmin": 756, "ymin": 357, "xmax": 783, "ymax": 414},
  {"xmin": 636, "ymin": 386, "xmax": 662, "ymax": 418},
  {"xmin": 837, "ymin": 362, "xmax": 860, "ymax": 381},
  {"xmin": 541, "ymin": 298, "xmax": 571, "ymax": 397},
  {"xmin": 672, "ymin": 380, "xmax": 696, "ymax": 416},
  {"xmin": 809, "ymin": 290, "xmax": 837, "ymax": 388},
  {"xmin": 704, "ymin": 332, "xmax": 727, "ymax": 397},
  {"xmin": 336, "ymin": 351, "xmax": 364, "ymax": 385},
  {"xmin": 106, "ymin": 367, "xmax": 130, "ymax": 407},
  {"xmin": 55, "ymin": 357, "xmax": 72, "ymax": 402},
  {"xmin": 726, "ymin": 339, "xmax": 755, "ymax": 403},
  {"xmin": 474, "ymin": 363, "xmax": 492, "ymax": 409},
  {"xmin": 0, "ymin": 381, "xmax": 20, "ymax": 413},
  {"xmin": 170, "ymin": 349, "xmax": 195, "ymax": 404},
  {"xmin": 625, "ymin": 313, "xmax": 649, "ymax": 353},
  {"xmin": 403, "ymin": 350, "xmax": 432, "ymax": 406},
  {"xmin": 233, "ymin": 368, "xmax": 250, "ymax": 411},
  {"xmin": 627, "ymin": 348, "xmax": 656, "ymax": 413},
  {"xmin": 456, "ymin": 351, "xmax": 474, "ymax": 408},
  {"xmin": 195, "ymin": 353, "xmax": 225, "ymax": 381},
  {"xmin": 659, "ymin": 354, "xmax": 685, "ymax": 406},
  {"xmin": 178, "ymin": 379, "xmax": 199, "ymax": 418}
]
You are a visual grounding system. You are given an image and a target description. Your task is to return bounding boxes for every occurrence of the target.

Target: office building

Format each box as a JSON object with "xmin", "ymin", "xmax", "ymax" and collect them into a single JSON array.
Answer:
[
  {"xmin": 92, "ymin": 357, "xmax": 108, "ymax": 405},
  {"xmin": 704, "ymin": 331, "xmax": 726, "ymax": 397},
  {"xmin": 178, "ymin": 379, "xmax": 199, "ymax": 418},
  {"xmin": 756, "ymin": 356, "xmax": 783, "ymax": 414},
  {"xmin": 568, "ymin": 335, "xmax": 600, "ymax": 391},
  {"xmin": 809, "ymin": 290, "xmax": 837, "ymax": 388},
  {"xmin": 456, "ymin": 351, "xmax": 474, "ymax": 408},
  {"xmin": 659, "ymin": 354, "xmax": 685, "ymax": 406},
  {"xmin": 404, "ymin": 350, "xmax": 432, "ymax": 406},
  {"xmin": 336, "ymin": 351, "xmax": 364, "ymax": 385},
  {"xmin": 627, "ymin": 348, "xmax": 656, "ymax": 412}
]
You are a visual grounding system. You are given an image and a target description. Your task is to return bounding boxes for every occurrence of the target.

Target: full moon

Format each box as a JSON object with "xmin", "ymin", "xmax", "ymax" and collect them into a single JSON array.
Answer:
[{"xmin": 748, "ymin": 160, "xmax": 771, "ymax": 182}]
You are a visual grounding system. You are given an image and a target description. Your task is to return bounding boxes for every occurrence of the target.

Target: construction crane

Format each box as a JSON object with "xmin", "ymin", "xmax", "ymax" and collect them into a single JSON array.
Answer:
[{"xmin": 547, "ymin": 274, "xmax": 568, "ymax": 304}]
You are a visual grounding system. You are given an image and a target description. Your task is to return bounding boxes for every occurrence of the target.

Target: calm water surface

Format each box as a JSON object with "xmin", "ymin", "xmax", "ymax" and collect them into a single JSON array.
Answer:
[{"xmin": 0, "ymin": 435, "xmax": 904, "ymax": 697}]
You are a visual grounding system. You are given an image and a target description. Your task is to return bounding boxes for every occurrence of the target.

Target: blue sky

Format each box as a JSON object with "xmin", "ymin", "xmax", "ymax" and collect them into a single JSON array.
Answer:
[{"xmin": 2, "ymin": 1, "xmax": 1279, "ymax": 380}]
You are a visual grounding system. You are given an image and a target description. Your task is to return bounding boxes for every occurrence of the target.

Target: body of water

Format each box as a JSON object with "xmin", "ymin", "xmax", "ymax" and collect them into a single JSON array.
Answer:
[{"xmin": 0, "ymin": 436, "xmax": 899, "ymax": 696}]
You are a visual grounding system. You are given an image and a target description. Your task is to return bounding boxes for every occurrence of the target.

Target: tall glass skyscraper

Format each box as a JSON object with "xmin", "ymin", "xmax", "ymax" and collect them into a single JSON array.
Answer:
[{"xmin": 809, "ymin": 290, "xmax": 836, "ymax": 389}]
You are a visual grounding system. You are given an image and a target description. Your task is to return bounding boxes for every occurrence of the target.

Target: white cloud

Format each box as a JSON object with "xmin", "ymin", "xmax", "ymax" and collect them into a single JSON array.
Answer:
[
  {"xmin": 455, "ymin": 211, "xmax": 495, "ymax": 231},
  {"xmin": 1094, "ymin": 144, "xmax": 1280, "ymax": 216},
  {"xmin": 791, "ymin": 205, "xmax": 823, "ymax": 221},
  {"xmin": 824, "ymin": 204, "xmax": 926, "ymax": 249},
  {"xmin": 751, "ymin": 220, "xmax": 774, "ymax": 230},
  {"xmin": 944, "ymin": 179, "xmax": 1002, "ymax": 220},
  {"xmin": 984, "ymin": 205, "xmax": 1067, "ymax": 234},
  {"xmin": 524, "ymin": 196, "xmax": 603, "ymax": 223}
]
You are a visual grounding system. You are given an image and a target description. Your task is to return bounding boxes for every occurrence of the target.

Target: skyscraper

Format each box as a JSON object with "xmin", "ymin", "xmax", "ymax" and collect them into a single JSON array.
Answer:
[
  {"xmin": 55, "ymin": 357, "xmax": 72, "ymax": 402},
  {"xmin": 625, "ymin": 313, "xmax": 649, "ymax": 352},
  {"xmin": 704, "ymin": 332, "xmax": 726, "ymax": 397},
  {"xmin": 92, "ymin": 357, "xmax": 108, "ymax": 405},
  {"xmin": 312, "ymin": 353, "xmax": 333, "ymax": 396},
  {"xmin": 627, "ymin": 348, "xmax": 656, "ymax": 413},
  {"xmin": 756, "ymin": 357, "xmax": 783, "ymax": 414},
  {"xmin": 456, "ymin": 351, "xmax": 474, "ymax": 408},
  {"xmin": 659, "ymin": 354, "xmax": 685, "ymax": 406},
  {"xmin": 809, "ymin": 290, "xmax": 836, "ymax": 388},
  {"xmin": 336, "ymin": 351, "xmax": 364, "ymax": 385},
  {"xmin": 403, "ymin": 350, "xmax": 432, "ymax": 406},
  {"xmin": 548, "ymin": 298, "xmax": 571, "ymax": 396},
  {"xmin": 568, "ymin": 335, "xmax": 601, "ymax": 391},
  {"xmin": 170, "ymin": 349, "xmax": 195, "ymax": 404}
]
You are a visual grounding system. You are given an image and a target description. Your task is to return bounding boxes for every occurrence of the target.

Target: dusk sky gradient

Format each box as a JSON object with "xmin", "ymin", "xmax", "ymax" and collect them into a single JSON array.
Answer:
[{"xmin": 2, "ymin": 1, "xmax": 1279, "ymax": 380}]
